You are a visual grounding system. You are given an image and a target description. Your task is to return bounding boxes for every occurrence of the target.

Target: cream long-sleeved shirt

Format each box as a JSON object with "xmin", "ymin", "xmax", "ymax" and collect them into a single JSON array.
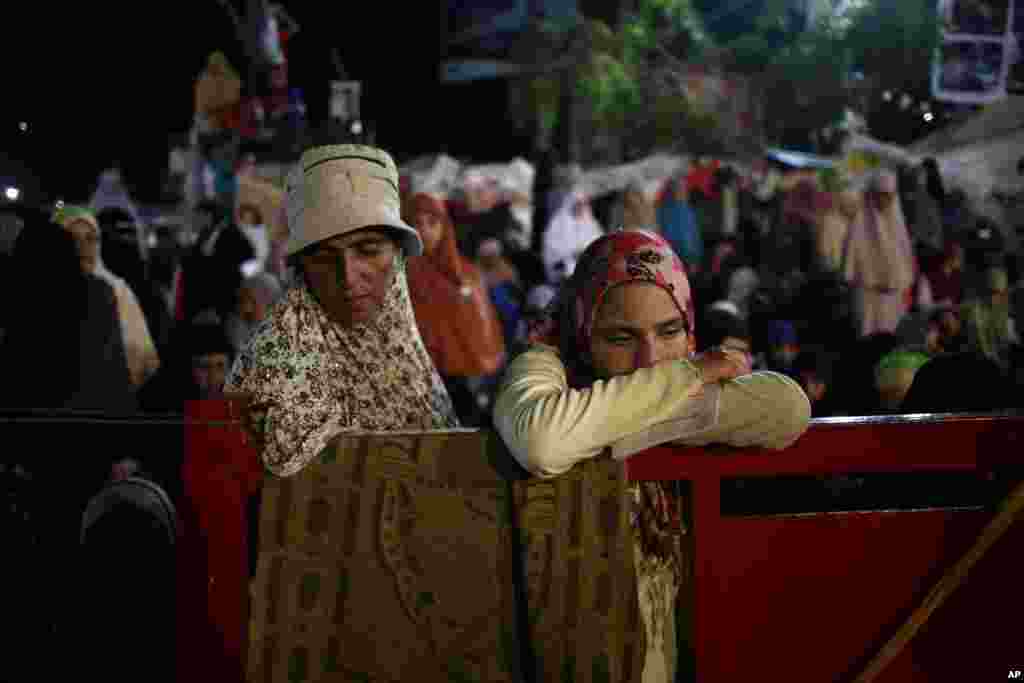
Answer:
[{"xmin": 493, "ymin": 345, "xmax": 812, "ymax": 478}]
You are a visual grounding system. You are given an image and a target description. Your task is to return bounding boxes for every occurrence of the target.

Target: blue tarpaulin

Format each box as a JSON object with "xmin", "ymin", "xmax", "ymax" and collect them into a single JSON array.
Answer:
[{"xmin": 764, "ymin": 148, "xmax": 836, "ymax": 169}]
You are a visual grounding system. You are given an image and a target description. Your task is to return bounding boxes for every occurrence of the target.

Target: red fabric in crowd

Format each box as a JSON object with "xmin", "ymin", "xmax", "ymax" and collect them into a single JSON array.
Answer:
[{"xmin": 177, "ymin": 399, "xmax": 263, "ymax": 683}]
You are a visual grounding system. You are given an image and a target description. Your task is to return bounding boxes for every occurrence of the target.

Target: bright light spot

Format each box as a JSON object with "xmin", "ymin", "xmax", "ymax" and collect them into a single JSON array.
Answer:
[
  {"xmin": 924, "ymin": 112, "xmax": 935, "ymax": 122},
  {"xmin": 4, "ymin": 187, "xmax": 20, "ymax": 201},
  {"xmin": 18, "ymin": 122, "xmax": 28, "ymax": 132},
  {"xmin": 55, "ymin": 199, "xmax": 65, "ymax": 210},
  {"xmin": 883, "ymin": 91, "xmax": 893, "ymax": 101},
  {"xmin": 350, "ymin": 120, "xmax": 363, "ymax": 135}
]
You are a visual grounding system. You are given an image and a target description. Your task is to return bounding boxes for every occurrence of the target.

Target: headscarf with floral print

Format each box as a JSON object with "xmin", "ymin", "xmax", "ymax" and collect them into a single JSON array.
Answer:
[
  {"xmin": 529, "ymin": 229, "xmax": 694, "ymax": 388},
  {"xmin": 225, "ymin": 254, "xmax": 460, "ymax": 477}
]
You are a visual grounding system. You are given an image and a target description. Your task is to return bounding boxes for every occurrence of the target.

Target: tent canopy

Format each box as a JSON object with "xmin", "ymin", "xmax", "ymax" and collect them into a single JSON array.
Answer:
[
  {"xmin": 910, "ymin": 96, "xmax": 1024, "ymax": 157},
  {"xmin": 909, "ymin": 97, "xmax": 1024, "ymax": 198}
]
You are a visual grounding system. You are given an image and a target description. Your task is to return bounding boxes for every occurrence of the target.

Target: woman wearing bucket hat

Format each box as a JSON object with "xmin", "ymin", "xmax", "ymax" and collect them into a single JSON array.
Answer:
[{"xmin": 225, "ymin": 145, "xmax": 458, "ymax": 477}]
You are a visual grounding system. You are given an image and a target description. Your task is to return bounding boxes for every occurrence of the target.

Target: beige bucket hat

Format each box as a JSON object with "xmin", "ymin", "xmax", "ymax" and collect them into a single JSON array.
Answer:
[{"xmin": 285, "ymin": 144, "xmax": 423, "ymax": 258}]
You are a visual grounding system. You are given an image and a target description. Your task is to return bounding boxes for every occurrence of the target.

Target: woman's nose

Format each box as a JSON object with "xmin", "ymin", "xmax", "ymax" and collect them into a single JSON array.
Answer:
[{"xmin": 634, "ymin": 337, "xmax": 659, "ymax": 370}]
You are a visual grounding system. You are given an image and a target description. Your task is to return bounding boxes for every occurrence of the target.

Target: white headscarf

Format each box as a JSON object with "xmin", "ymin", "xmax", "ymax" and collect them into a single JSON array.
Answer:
[
  {"xmin": 541, "ymin": 190, "xmax": 605, "ymax": 284},
  {"xmin": 238, "ymin": 221, "xmax": 272, "ymax": 277}
]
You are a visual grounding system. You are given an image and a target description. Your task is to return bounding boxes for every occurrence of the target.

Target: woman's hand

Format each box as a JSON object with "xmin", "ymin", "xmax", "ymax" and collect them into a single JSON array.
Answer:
[{"xmin": 692, "ymin": 347, "xmax": 752, "ymax": 384}]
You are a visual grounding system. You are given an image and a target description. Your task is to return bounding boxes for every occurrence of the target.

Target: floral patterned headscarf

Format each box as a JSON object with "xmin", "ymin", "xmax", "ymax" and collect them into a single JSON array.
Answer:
[{"xmin": 529, "ymin": 229, "xmax": 694, "ymax": 387}]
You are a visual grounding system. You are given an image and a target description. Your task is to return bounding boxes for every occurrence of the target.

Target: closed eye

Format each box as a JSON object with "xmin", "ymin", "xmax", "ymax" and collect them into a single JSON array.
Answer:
[
  {"xmin": 605, "ymin": 335, "xmax": 633, "ymax": 345},
  {"xmin": 658, "ymin": 322, "xmax": 686, "ymax": 337},
  {"xmin": 357, "ymin": 243, "xmax": 386, "ymax": 257}
]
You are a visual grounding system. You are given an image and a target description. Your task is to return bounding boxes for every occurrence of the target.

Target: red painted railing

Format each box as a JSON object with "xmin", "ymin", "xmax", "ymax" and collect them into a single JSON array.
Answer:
[
  {"xmin": 626, "ymin": 413, "xmax": 1024, "ymax": 682},
  {"xmin": 180, "ymin": 404, "xmax": 1024, "ymax": 682}
]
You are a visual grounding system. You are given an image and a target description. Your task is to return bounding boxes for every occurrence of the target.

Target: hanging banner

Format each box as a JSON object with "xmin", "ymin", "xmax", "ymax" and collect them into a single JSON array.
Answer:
[{"xmin": 934, "ymin": 0, "xmax": 1014, "ymax": 104}]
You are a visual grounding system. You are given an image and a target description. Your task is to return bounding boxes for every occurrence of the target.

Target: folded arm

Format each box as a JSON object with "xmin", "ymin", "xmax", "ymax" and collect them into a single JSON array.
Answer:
[{"xmin": 493, "ymin": 346, "xmax": 811, "ymax": 478}]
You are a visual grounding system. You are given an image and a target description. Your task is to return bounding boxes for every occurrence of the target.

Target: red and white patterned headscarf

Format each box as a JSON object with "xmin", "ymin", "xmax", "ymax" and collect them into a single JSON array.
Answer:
[{"xmin": 529, "ymin": 229, "xmax": 694, "ymax": 386}]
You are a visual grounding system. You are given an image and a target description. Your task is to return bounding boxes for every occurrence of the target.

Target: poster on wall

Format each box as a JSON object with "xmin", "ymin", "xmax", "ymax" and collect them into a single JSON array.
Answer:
[
  {"xmin": 933, "ymin": 0, "xmax": 1015, "ymax": 103},
  {"xmin": 933, "ymin": 36, "xmax": 1010, "ymax": 103}
]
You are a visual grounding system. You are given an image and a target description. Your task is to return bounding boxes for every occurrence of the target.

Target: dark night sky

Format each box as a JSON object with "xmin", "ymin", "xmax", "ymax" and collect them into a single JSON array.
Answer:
[{"xmin": 5, "ymin": 2, "xmax": 459, "ymax": 205}]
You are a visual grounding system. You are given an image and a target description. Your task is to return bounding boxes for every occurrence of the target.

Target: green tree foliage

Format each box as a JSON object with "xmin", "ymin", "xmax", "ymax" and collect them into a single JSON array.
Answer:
[
  {"xmin": 841, "ymin": 0, "xmax": 941, "ymax": 92},
  {"xmin": 572, "ymin": 0, "xmax": 721, "ymax": 158},
  {"xmin": 521, "ymin": 0, "xmax": 942, "ymax": 158}
]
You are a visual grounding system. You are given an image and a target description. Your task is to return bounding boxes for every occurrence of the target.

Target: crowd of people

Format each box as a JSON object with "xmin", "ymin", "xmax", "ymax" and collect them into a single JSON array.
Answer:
[
  {"xmin": 5, "ymin": 133, "xmax": 1023, "ymax": 682},
  {"xmin": 2, "ymin": 144, "xmax": 1022, "ymax": 427}
]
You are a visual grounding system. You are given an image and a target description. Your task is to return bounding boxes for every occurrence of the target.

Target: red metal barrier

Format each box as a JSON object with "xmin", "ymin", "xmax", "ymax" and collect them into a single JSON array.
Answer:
[
  {"xmin": 181, "ymin": 406, "xmax": 1024, "ymax": 681},
  {"xmin": 626, "ymin": 413, "xmax": 1024, "ymax": 682}
]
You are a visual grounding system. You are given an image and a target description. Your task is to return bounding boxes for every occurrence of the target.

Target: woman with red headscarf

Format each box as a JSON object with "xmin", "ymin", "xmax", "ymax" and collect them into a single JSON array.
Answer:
[
  {"xmin": 493, "ymin": 229, "xmax": 810, "ymax": 683},
  {"xmin": 405, "ymin": 193, "xmax": 507, "ymax": 424}
]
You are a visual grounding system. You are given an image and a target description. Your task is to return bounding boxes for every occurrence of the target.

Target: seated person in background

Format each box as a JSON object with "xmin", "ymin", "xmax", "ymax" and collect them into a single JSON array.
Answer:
[
  {"xmin": 493, "ymin": 229, "xmax": 811, "ymax": 683},
  {"xmin": 226, "ymin": 145, "xmax": 458, "ymax": 477}
]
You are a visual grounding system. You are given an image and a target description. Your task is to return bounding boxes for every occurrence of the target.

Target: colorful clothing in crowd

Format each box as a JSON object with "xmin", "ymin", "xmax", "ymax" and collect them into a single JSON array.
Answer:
[
  {"xmin": 404, "ymin": 193, "xmax": 506, "ymax": 378},
  {"xmin": 656, "ymin": 193, "xmax": 703, "ymax": 272},
  {"xmin": 841, "ymin": 172, "xmax": 918, "ymax": 336}
]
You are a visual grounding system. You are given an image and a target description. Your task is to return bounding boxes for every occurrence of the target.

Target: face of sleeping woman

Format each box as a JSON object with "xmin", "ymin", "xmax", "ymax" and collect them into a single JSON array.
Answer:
[{"xmin": 589, "ymin": 281, "xmax": 694, "ymax": 379}]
